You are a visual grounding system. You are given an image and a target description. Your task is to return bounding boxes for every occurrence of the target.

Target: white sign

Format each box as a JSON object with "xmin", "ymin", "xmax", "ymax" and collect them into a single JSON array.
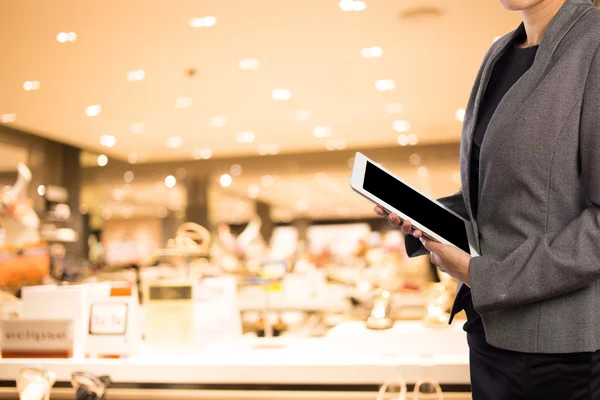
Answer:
[
  {"xmin": 1, "ymin": 319, "xmax": 73, "ymax": 357},
  {"xmin": 89, "ymin": 303, "xmax": 128, "ymax": 335}
]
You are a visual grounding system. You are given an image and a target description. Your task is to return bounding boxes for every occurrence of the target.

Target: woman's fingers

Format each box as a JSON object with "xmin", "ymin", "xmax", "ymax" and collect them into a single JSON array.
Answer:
[
  {"xmin": 374, "ymin": 207, "xmax": 422, "ymax": 238},
  {"xmin": 374, "ymin": 206, "xmax": 387, "ymax": 216}
]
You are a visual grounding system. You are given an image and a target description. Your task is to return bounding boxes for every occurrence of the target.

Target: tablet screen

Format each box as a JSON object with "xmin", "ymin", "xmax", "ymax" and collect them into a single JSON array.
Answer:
[{"xmin": 363, "ymin": 161, "xmax": 471, "ymax": 253}]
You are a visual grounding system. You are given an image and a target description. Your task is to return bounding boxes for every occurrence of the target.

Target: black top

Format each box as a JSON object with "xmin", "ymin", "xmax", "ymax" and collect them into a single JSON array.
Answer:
[{"xmin": 461, "ymin": 38, "xmax": 539, "ymax": 334}]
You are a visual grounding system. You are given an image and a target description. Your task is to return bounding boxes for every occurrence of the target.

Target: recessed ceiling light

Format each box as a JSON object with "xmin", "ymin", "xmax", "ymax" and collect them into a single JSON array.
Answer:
[
  {"xmin": 407, "ymin": 133, "xmax": 419, "ymax": 145},
  {"xmin": 100, "ymin": 134, "xmax": 116, "ymax": 148},
  {"xmin": 417, "ymin": 166, "xmax": 429, "ymax": 178},
  {"xmin": 124, "ymin": 171, "xmax": 134, "ymax": 183},
  {"xmin": 409, "ymin": 153, "xmax": 421, "ymax": 165},
  {"xmin": 209, "ymin": 116, "xmax": 226, "ymax": 127},
  {"xmin": 130, "ymin": 122, "xmax": 145, "ymax": 134},
  {"xmin": 339, "ymin": 0, "xmax": 366, "ymax": 11},
  {"xmin": 166, "ymin": 136, "xmax": 183, "ymax": 149},
  {"xmin": 313, "ymin": 126, "xmax": 332, "ymax": 138},
  {"xmin": 165, "ymin": 175, "xmax": 177, "ymax": 188},
  {"xmin": 393, "ymin": 120, "xmax": 411, "ymax": 132},
  {"xmin": 56, "ymin": 32, "xmax": 77, "ymax": 43},
  {"xmin": 397, "ymin": 134, "xmax": 409, "ymax": 146},
  {"xmin": 239, "ymin": 59, "xmax": 260, "ymax": 70},
  {"xmin": 456, "ymin": 108, "xmax": 466, "ymax": 122},
  {"xmin": 23, "ymin": 81, "xmax": 40, "ymax": 91},
  {"xmin": 127, "ymin": 70, "xmax": 145, "ymax": 81},
  {"xmin": 385, "ymin": 103, "xmax": 403, "ymax": 114},
  {"xmin": 86, "ymin": 105, "xmax": 102, "ymax": 117},
  {"xmin": 325, "ymin": 139, "xmax": 346, "ymax": 151},
  {"xmin": 230, "ymin": 164, "xmax": 243, "ymax": 176},
  {"xmin": 452, "ymin": 171, "xmax": 461, "ymax": 183},
  {"xmin": 113, "ymin": 188, "xmax": 125, "ymax": 201},
  {"xmin": 175, "ymin": 97, "xmax": 192, "ymax": 108},
  {"xmin": 220, "ymin": 174, "xmax": 233, "ymax": 187},
  {"xmin": 361, "ymin": 46, "xmax": 383, "ymax": 58},
  {"xmin": 296, "ymin": 110, "xmax": 312, "ymax": 121},
  {"xmin": 97, "ymin": 154, "xmax": 108, "ymax": 167},
  {"xmin": 258, "ymin": 144, "xmax": 280, "ymax": 155},
  {"xmin": 236, "ymin": 131, "xmax": 255, "ymax": 143},
  {"xmin": 375, "ymin": 79, "xmax": 395, "ymax": 91},
  {"xmin": 189, "ymin": 16, "xmax": 217, "ymax": 28},
  {"xmin": 37, "ymin": 185, "xmax": 46, "ymax": 196},
  {"xmin": 0, "ymin": 114, "xmax": 16, "ymax": 123},
  {"xmin": 128, "ymin": 153, "xmax": 138, "ymax": 164},
  {"xmin": 261, "ymin": 175, "xmax": 275, "ymax": 187},
  {"xmin": 248, "ymin": 185, "xmax": 260, "ymax": 199},
  {"xmin": 272, "ymin": 89, "xmax": 292, "ymax": 100},
  {"xmin": 193, "ymin": 147, "xmax": 212, "ymax": 160}
]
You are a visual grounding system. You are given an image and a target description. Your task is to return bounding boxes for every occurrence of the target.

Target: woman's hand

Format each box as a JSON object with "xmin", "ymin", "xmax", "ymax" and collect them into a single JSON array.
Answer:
[
  {"xmin": 373, "ymin": 206, "xmax": 423, "ymax": 238},
  {"xmin": 420, "ymin": 236, "xmax": 472, "ymax": 286}
]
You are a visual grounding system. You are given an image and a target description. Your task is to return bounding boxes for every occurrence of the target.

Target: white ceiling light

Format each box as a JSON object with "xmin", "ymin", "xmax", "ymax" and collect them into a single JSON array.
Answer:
[
  {"xmin": 175, "ymin": 97, "xmax": 193, "ymax": 108},
  {"xmin": 417, "ymin": 166, "xmax": 429, "ymax": 178},
  {"xmin": 456, "ymin": 108, "xmax": 466, "ymax": 122},
  {"xmin": 23, "ymin": 81, "xmax": 40, "ymax": 91},
  {"xmin": 86, "ymin": 105, "xmax": 102, "ymax": 117},
  {"xmin": 296, "ymin": 110, "xmax": 312, "ymax": 121},
  {"xmin": 166, "ymin": 136, "xmax": 183, "ymax": 149},
  {"xmin": 452, "ymin": 171, "xmax": 461, "ymax": 184},
  {"xmin": 325, "ymin": 139, "xmax": 346, "ymax": 151},
  {"xmin": 261, "ymin": 175, "xmax": 274, "ymax": 187},
  {"xmin": 258, "ymin": 144, "xmax": 280, "ymax": 155},
  {"xmin": 127, "ymin": 70, "xmax": 145, "ymax": 81},
  {"xmin": 97, "ymin": 154, "xmax": 108, "ymax": 167},
  {"xmin": 128, "ymin": 153, "xmax": 138, "ymax": 164},
  {"xmin": 393, "ymin": 120, "xmax": 411, "ymax": 132},
  {"xmin": 296, "ymin": 198, "xmax": 309, "ymax": 212},
  {"xmin": 407, "ymin": 133, "xmax": 419, "ymax": 145},
  {"xmin": 248, "ymin": 185, "xmax": 260, "ymax": 199},
  {"xmin": 339, "ymin": 0, "xmax": 366, "ymax": 11},
  {"xmin": 165, "ymin": 175, "xmax": 177, "ymax": 188},
  {"xmin": 193, "ymin": 148, "xmax": 212, "ymax": 160},
  {"xmin": 375, "ymin": 79, "xmax": 395, "ymax": 91},
  {"xmin": 409, "ymin": 153, "xmax": 421, "ymax": 165},
  {"xmin": 397, "ymin": 134, "xmax": 409, "ymax": 146},
  {"xmin": 100, "ymin": 134, "xmax": 116, "ymax": 148},
  {"xmin": 130, "ymin": 122, "xmax": 145, "ymax": 134},
  {"xmin": 360, "ymin": 46, "xmax": 383, "ymax": 59},
  {"xmin": 124, "ymin": 171, "xmax": 134, "ymax": 183},
  {"xmin": 239, "ymin": 59, "xmax": 260, "ymax": 70},
  {"xmin": 230, "ymin": 164, "xmax": 243, "ymax": 176},
  {"xmin": 220, "ymin": 174, "xmax": 233, "ymax": 188},
  {"xmin": 385, "ymin": 103, "xmax": 403, "ymax": 114},
  {"xmin": 236, "ymin": 131, "xmax": 255, "ymax": 143},
  {"xmin": 313, "ymin": 126, "xmax": 332, "ymax": 138},
  {"xmin": 37, "ymin": 185, "xmax": 46, "ymax": 196},
  {"xmin": 57, "ymin": 32, "xmax": 77, "ymax": 43},
  {"xmin": 0, "ymin": 114, "xmax": 16, "ymax": 123},
  {"xmin": 189, "ymin": 16, "xmax": 217, "ymax": 28},
  {"xmin": 272, "ymin": 89, "xmax": 292, "ymax": 100},
  {"xmin": 209, "ymin": 116, "xmax": 227, "ymax": 127}
]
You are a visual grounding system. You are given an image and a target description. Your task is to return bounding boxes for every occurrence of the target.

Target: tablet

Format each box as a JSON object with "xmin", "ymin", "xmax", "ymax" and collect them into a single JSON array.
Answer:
[{"xmin": 350, "ymin": 152, "xmax": 479, "ymax": 256}]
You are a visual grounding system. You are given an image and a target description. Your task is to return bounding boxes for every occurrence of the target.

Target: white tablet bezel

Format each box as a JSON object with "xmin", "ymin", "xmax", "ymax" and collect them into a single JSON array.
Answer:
[{"xmin": 350, "ymin": 152, "xmax": 479, "ymax": 256}]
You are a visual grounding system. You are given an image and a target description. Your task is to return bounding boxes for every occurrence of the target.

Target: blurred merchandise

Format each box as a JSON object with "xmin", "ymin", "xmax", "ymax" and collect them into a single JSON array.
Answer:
[
  {"xmin": 16, "ymin": 366, "xmax": 55, "ymax": 400},
  {"xmin": 71, "ymin": 371, "xmax": 111, "ymax": 400}
]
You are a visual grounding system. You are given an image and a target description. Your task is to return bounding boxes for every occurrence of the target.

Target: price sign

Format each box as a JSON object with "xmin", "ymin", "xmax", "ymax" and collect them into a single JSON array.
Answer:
[{"xmin": 88, "ymin": 303, "xmax": 128, "ymax": 335}]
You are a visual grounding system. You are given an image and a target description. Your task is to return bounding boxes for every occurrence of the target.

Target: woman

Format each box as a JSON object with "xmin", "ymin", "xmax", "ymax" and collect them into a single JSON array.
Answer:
[{"xmin": 375, "ymin": 0, "xmax": 600, "ymax": 398}]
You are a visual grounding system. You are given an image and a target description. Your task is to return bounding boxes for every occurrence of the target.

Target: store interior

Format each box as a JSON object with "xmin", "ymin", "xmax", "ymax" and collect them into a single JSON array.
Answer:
[{"xmin": 0, "ymin": 0, "xmax": 561, "ymax": 399}]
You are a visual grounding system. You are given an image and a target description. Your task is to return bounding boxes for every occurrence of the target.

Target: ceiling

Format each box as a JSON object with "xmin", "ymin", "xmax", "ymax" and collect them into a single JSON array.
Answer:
[{"xmin": 0, "ymin": 0, "xmax": 521, "ymax": 163}]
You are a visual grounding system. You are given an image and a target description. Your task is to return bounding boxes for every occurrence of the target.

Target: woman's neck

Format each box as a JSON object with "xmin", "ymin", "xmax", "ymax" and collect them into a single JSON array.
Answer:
[{"xmin": 519, "ymin": 0, "xmax": 567, "ymax": 47}]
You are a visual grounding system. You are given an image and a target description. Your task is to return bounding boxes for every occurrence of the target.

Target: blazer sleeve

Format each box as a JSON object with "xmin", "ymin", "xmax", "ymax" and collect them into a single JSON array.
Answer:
[
  {"xmin": 405, "ymin": 189, "xmax": 469, "ymax": 258},
  {"xmin": 470, "ymin": 44, "xmax": 600, "ymax": 314}
]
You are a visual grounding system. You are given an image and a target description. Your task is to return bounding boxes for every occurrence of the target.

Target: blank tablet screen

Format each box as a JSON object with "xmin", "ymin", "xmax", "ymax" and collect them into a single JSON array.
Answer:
[{"xmin": 363, "ymin": 161, "xmax": 471, "ymax": 253}]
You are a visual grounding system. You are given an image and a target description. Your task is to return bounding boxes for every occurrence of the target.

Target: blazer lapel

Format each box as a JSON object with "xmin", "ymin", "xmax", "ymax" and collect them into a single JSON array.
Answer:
[{"xmin": 462, "ymin": 0, "xmax": 595, "ymax": 225}]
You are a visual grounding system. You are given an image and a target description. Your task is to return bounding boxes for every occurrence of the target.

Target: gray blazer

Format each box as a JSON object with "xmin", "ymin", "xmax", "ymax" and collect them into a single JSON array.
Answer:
[{"xmin": 406, "ymin": 0, "xmax": 600, "ymax": 353}]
